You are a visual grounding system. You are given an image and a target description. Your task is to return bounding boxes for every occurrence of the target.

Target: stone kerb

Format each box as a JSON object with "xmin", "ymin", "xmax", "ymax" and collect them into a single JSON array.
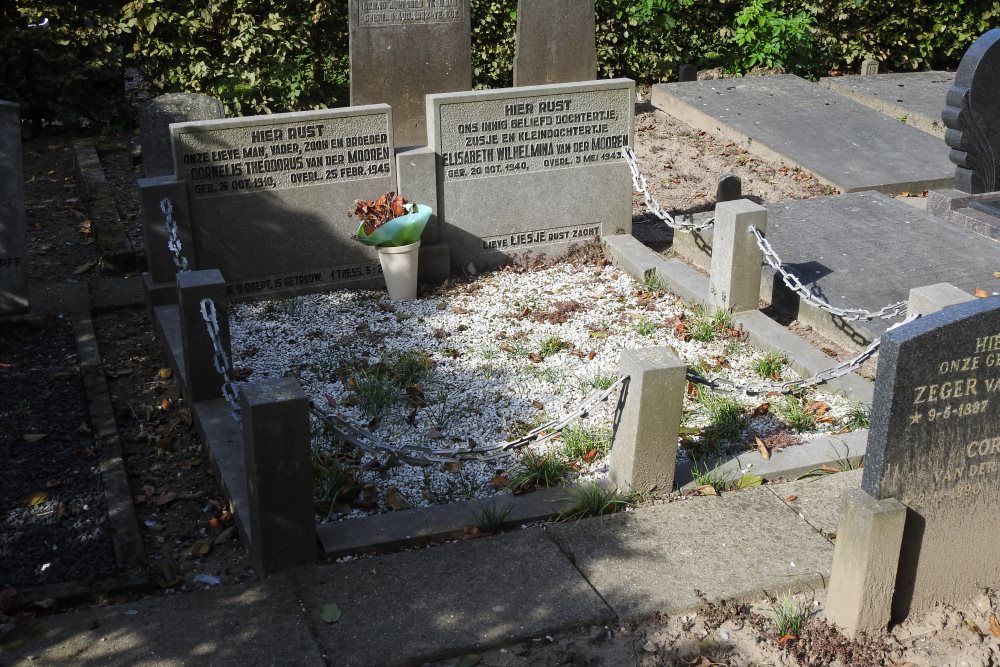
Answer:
[
  {"xmin": 426, "ymin": 79, "xmax": 635, "ymax": 273},
  {"xmin": 513, "ymin": 0, "xmax": 597, "ymax": 88},
  {"xmin": 708, "ymin": 199, "xmax": 767, "ymax": 314},
  {"xmin": 169, "ymin": 105, "xmax": 400, "ymax": 301},
  {"xmin": 349, "ymin": 0, "xmax": 472, "ymax": 148},
  {"xmin": 0, "ymin": 100, "xmax": 29, "ymax": 315},
  {"xmin": 609, "ymin": 347, "xmax": 686, "ymax": 492},
  {"xmin": 828, "ymin": 294, "xmax": 1000, "ymax": 632}
]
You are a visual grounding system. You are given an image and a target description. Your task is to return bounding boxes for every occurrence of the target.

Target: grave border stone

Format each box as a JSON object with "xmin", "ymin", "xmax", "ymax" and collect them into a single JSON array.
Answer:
[{"xmin": 1, "ymin": 100, "xmax": 29, "ymax": 315}]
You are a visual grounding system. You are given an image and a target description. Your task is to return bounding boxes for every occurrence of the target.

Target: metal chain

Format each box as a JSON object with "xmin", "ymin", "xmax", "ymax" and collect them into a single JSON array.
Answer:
[
  {"xmin": 624, "ymin": 146, "xmax": 716, "ymax": 232},
  {"xmin": 309, "ymin": 375, "xmax": 628, "ymax": 465},
  {"xmin": 200, "ymin": 298, "xmax": 241, "ymax": 422},
  {"xmin": 749, "ymin": 225, "xmax": 906, "ymax": 322},
  {"xmin": 161, "ymin": 198, "xmax": 190, "ymax": 272},
  {"xmin": 688, "ymin": 312, "xmax": 920, "ymax": 396}
]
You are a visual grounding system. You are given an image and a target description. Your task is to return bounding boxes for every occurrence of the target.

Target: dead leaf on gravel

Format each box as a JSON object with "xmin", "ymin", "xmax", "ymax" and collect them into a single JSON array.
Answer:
[
  {"xmin": 490, "ymin": 475, "xmax": 509, "ymax": 490},
  {"xmin": 158, "ymin": 367, "xmax": 172, "ymax": 379},
  {"xmin": 385, "ymin": 488, "xmax": 410, "ymax": 511},
  {"xmin": 324, "ymin": 394, "xmax": 338, "ymax": 408},
  {"xmin": 213, "ymin": 527, "xmax": 236, "ymax": 545},
  {"xmin": 975, "ymin": 288, "xmax": 991, "ymax": 298},
  {"xmin": 582, "ymin": 448, "xmax": 599, "ymax": 463},
  {"xmin": 989, "ymin": 612, "xmax": 1000, "ymax": 638},
  {"xmin": 25, "ymin": 492, "xmax": 49, "ymax": 506},
  {"xmin": 73, "ymin": 259, "xmax": 97, "ymax": 274},
  {"xmin": 527, "ymin": 352, "xmax": 543, "ymax": 363},
  {"xmin": 785, "ymin": 495, "xmax": 798, "ymax": 502},
  {"xmin": 45, "ymin": 480, "xmax": 63, "ymax": 489},
  {"xmin": 153, "ymin": 492, "xmax": 177, "ymax": 507},
  {"xmin": 232, "ymin": 367, "xmax": 252, "ymax": 380},
  {"xmin": 695, "ymin": 485, "xmax": 718, "ymax": 496},
  {"xmin": 191, "ymin": 538, "xmax": 213, "ymax": 558},
  {"xmin": 752, "ymin": 402, "xmax": 770, "ymax": 417},
  {"xmin": 994, "ymin": 271, "xmax": 1000, "ymax": 279},
  {"xmin": 964, "ymin": 619, "xmax": 984, "ymax": 636},
  {"xmin": 22, "ymin": 433, "xmax": 48, "ymax": 443}
]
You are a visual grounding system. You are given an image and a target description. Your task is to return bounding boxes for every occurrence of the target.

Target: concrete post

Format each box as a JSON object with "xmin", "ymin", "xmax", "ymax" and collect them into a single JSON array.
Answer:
[
  {"xmin": 139, "ymin": 176, "xmax": 196, "ymax": 308},
  {"xmin": 609, "ymin": 347, "xmax": 686, "ymax": 492},
  {"xmin": 177, "ymin": 269, "xmax": 230, "ymax": 404},
  {"xmin": 907, "ymin": 282, "xmax": 975, "ymax": 317},
  {"xmin": 708, "ymin": 199, "xmax": 767, "ymax": 313},
  {"xmin": 241, "ymin": 377, "xmax": 317, "ymax": 575},
  {"xmin": 825, "ymin": 488, "xmax": 907, "ymax": 636},
  {"xmin": 861, "ymin": 58, "xmax": 879, "ymax": 76}
]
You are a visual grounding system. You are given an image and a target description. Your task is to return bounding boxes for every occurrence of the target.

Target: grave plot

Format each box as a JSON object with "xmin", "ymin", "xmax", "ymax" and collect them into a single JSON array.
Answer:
[
  {"xmin": 229, "ymin": 258, "xmax": 869, "ymax": 519},
  {"xmin": 819, "ymin": 71, "xmax": 955, "ymax": 138},
  {"xmin": 650, "ymin": 75, "xmax": 954, "ymax": 195}
]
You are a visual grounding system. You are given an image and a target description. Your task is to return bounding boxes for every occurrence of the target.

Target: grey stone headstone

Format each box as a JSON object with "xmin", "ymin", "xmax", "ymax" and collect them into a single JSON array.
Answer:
[
  {"xmin": 944, "ymin": 29, "xmax": 1000, "ymax": 194},
  {"xmin": 716, "ymin": 173, "xmax": 742, "ymax": 202},
  {"xmin": 140, "ymin": 93, "xmax": 225, "ymax": 178},
  {"xmin": 677, "ymin": 64, "xmax": 698, "ymax": 83},
  {"xmin": 427, "ymin": 79, "xmax": 635, "ymax": 272},
  {"xmin": 0, "ymin": 101, "xmax": 28, "ymax": 315},
  {"xmin": 513, "ymin": 0, "xmax": 597, "ymax": 88},
  {"xmin": 170, "ymin": 106, "xmax": 398, "ymax": 300},
  {"xmin": 862, "ymin": 296, "xmax": 1000, "ymax": 618},
  {"xmin": 861, "ymin": 58, "xmax": 879, "ymax": 76},
  {"xmin": 349, "ymin": 0, "xmax": 472, "ymax": 148}
]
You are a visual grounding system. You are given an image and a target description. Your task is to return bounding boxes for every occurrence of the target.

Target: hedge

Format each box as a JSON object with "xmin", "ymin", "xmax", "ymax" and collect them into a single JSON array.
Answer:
[{"xmin": 2, "ymin": 0, "xmax": 998, "ymax": 128}]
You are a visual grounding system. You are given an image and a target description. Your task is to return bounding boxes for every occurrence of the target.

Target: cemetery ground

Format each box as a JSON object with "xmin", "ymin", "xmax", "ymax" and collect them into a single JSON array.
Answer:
[{"xmin": 3, "ymin": 106, "xmax": 1000, "ymax": 666}]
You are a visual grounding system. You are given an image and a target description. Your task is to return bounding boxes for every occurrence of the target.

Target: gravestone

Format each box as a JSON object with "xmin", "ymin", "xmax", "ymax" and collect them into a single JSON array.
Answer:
[
  {"xmin": 0, "ymin": 100, "xmax": 28, "ymax": 315},
  {"xmin": 862, "ymin": 296, "xmax": 1000, "ymax": 618},
  {"xmin": 944, "ymin": 29, "xmax": 1000, "ymax": 194},
  {"xmin": 427, "ymin": 78, "xmax": 635, "ymax": 271},
  {"xmin": 513, "ymin": 0, "xmax": 597, "ymax": 88},
  {"xmin": 169, "ymin": 106, "xmax": 402, "ymax": 299},
  {"xmin": 349, "ymin": 0, "xmax": 471, "ymax": 148},
  {"xmin": 140, "ymin": 93, "xmax": 225, "ymax": 177}
]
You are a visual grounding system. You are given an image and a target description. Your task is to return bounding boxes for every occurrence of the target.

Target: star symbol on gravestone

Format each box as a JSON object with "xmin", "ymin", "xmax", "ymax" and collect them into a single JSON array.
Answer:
[{"xmin": 909, "ymin": 412, "xmax": 922, "ymax": 425}]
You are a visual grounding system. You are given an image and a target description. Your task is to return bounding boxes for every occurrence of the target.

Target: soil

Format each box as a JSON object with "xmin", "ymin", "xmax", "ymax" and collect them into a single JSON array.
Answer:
[{"xmin": 2, "ymin": 93, "xmax": 987, "ymax": 664}]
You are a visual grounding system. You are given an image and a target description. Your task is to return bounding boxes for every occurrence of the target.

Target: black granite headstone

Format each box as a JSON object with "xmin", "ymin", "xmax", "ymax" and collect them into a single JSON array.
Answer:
[
  {"xmin": 513, "ymin": 0, "xmax": 597, "ymax": 88},
  {"xmin": 862, "ymin": 296, "xmax": 1000, "ymax": 618},
  {"xmin": 139, "ymin": 93, "xmax": 225, "ymax": 178},
  {"xmin": 943, "ymin": 29, "xmax": 1000, "ymax": 194},
  {"xmin": 716, "ymin": 173, "xmax": 742, "ymax": 202}
]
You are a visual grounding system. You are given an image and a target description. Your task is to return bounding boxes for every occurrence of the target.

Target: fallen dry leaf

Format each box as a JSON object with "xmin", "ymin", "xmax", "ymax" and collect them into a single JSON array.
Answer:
[
  {"xmin": 25, "ymin": 492, "xmax": 49, "ymax": 507},
  {"xmin": 989, "ymin": 612, "xmax": 1000, "ymax": 639},
  {"xmin": 385, "ymin": 488, "xmax": 410, "ymax": 511},
  {"xmin": 975, "ymin": 288, "xmax": 991, "ymax": 298},
  {"xmin": 777, "ymin": 633, "xmax": 797, "ymax": 645},
  {"xmin": 153, "ymin": 492, "xmax": 177, "ymax": 507},
  {"xmin": 756, "ymin": 437, "xmax": 770, "ymax": 460},
  {"xmin": 22, "ymin": 433, "xmax": 47, "ymax": 443},
  {"xmin": 695, "ymin": 484, "xmax": 718, "ymax": 496},
  {"xmin": 752, "ymin": 402, "xmax": 770, "ymax": 417},
  {"xmin": 581, "ymin": 448, "xmax": 599, "ymax": 463},
  {"xmin": 785, "ymin": 495, "xmax": 798, "ymax": 502},
  {"xmin": 191, "ymin": 538, "xmax": 212, "ymax": 558},
  {"xmin": 158, "ymin": 367, "xmax": 172, "ymax": 379}
]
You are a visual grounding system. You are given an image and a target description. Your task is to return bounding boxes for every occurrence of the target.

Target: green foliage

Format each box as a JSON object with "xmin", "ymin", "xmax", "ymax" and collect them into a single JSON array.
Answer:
[
  {"xmin": 472, "ymin": 501, "xmax": 512, "ymax": 534},
  {"xmin": 727, "ymin": 0, "xmax": 818, "ymax": 75},
  {"xmin": 764, "ymin": 593, "xmax": 811, "ymax": 637},
  {"xmin": 558, "ymin": 482, "xmax": 629, "ymax": 520},
  {"xmin": 560, "ymin": 423, "xmax": 613, "ymax": 461},
  {"xmin": 119, "ymin": 0, "xmax": 349, "ymax": 115},
  {"xmin": 843, "ymin": 402, "xmax": 871, "ymax": 430},
  {"xmin": 506, "ymin": 450, "xmax": 573, "ymax": 491},
  {"xmin": 777, "ymin": 394, "xmax": 817, "ymax": 432},
  {"xmin": 751, "ymin": 351, "xmax": 786, "ymax": 380},
  {"xmin": 352, "ymin": 367, "xmax": 397, "ymax": 418},
  {"xmin": 1, "ymin": 3, "xmax": 126, "ymax": 131},
  {"xmin": 699, "ymin": 393, "xmax": 747, "ymax": 444}
]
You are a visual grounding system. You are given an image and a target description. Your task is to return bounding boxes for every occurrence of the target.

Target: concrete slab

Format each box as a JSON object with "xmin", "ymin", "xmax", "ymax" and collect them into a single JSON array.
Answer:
[
  {"xmin": 549, "ymin": 485, "xmax": 834, "ymax": 620},
  {"xmin": 769, "ymin": 468, "xmax": 863, "ymax": 539},
  {"xmin": 296, "ymin": 527, "xmax": 613, "ymax": 667},
  {"xmin": 651, "ymin": 75, "xmax": 953, "ymax": 194},
  {"xmin": 819, "ymin": 72, "xmax": 954, "ymax": 138},
  {"xmin": 672, "ymin": 192, "xmax": 1000, "ymax": 350},
  {"xmin": 0, "ymin": 578, "xmax": 323, "ymax": 666}
]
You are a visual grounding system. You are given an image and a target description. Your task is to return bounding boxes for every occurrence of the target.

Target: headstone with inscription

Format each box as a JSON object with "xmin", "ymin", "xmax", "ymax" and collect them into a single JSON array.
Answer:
[
  {"xmin": 140, "ymin": 92, "xmax": 226, "ymax": 177},
  {"xmin": 169, "ymin": 106, "xmax": 404, "ymax": 300},
  {"xmin": 427, "ymin": 79, "xmax": 635, "ymax": 272},
  {"xmin": 0, "ymin": 101, "xmax": 28, "ymax": 315},
  {"xmin": 860, "ymin": 296, "xmax": 1000, "ymax": 619},
  {"xmin": 513, "ymin": 0, "xmax": 597, "ymax": 88},
  {"xmin": 349, "ymin": 0, "xmax": 472, "ymax": 148}
]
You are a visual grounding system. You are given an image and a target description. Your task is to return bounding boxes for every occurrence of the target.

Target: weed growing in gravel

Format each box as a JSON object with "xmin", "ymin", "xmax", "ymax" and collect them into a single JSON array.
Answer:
[
  {"xmin": 643, "ymin": 272, "xmax": 666, "ymax": 294},
  {"xmin": 352, "ymin": 367, "xmax": 397, "ymax": 418},
  {"xmin": 558, "ymin": 482, "xmax": 628, "ymax": 520},
  {"xmin": 687, "ymin": 307, "xmax": 736, "ymax": 343},
  {"xmin": 583, "ymin": 372, "xmax": 617, "ymax": 392},
  {"xmin": 843, "ymin": 402, "xmax": 871, "ymax": 429},
  {"xmin": 423, "ymin": 378, "xmax": 466, "ymax": 431},
  {"xmin": 472, "ymin": 501, "xmax": 512, "ymax": 534},
  {"xmin": 635, "ymin": 316, "xmax": 657, "ymax": 336},
  {"xmin": 524, "ymin": 364, "xmax": 561, "ymax": 384},
  {"xmin": 752, "ymin": 351, "xmax": 786, "ymax": 379},
  {"xmin": 764, "ymin": 593, "xmax": 811, "ymax": 638},
  {"xmin": 690, "ymin": 318, "xmax": 717, "ymax": 342},
  {"xmin": 539, "ymin": 335, "xmax": 569, "ymax": 356},
  {"xmin": 388, "ymin": 350, "xmax": 433, "ymax": 387},
  {"xmin": 506, "ymin": 451, "xmax": 573, "ymax": 492},
  {"xmin": 699, "ymin": 392, "xmax": 747, "ymax": 445},
  {"xmin": 796, "ymin": 443, "xmax": 863, "ymax": 480},
  {"xmin": 778, "ymin": 395, "xmax": 817, "ymax": 431},
  {"xmin": 709, "ymin": 308, "xmax": 735, "ymax": 331},
  {"xmin": 560, "ymin": 423, "xmax": 613, "ymax": 461}
]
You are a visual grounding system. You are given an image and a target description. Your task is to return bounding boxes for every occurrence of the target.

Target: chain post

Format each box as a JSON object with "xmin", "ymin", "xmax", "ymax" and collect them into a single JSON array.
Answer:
[{"xmin": 200, "ymin": 297, "xmax": 241, "ymax": 422}]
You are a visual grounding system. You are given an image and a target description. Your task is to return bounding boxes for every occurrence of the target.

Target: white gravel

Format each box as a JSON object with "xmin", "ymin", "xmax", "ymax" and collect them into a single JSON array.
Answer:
[{"xmin": 229, "ymin": 261, "xmax": 862, "ymax": 519}]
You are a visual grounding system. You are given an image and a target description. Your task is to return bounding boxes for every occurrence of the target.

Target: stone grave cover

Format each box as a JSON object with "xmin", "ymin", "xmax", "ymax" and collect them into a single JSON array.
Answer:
[
  {"xmin": 169, "ymin": 106, "xmax": 396, "ymax": 300},
  {"xmin": 426, "ymin": 79, "xmax": 634, "ymax": 272},
  {"xmin": 863, "ymin": 296, "xmax": 1000, "ymax": 617}
]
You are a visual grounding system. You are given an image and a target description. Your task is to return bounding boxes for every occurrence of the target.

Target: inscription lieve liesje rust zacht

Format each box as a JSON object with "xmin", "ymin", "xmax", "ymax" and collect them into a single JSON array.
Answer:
[
  {"xmin": 357, "ymin": 0, "xmax": 463, "ymax": 26},
  {"xmin": 904, "ymin": 331, "xmax": 1000, "ymax": 507},
  {"xmin": 176, "ymin": 117, "xmax": 391, "ymax": 200}
]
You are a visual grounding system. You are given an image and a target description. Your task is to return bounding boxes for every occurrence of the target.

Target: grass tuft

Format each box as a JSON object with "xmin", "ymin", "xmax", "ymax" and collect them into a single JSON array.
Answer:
[
  {"xmin": 352, "ymin": 367, "xmax": 397, "ymax": 418},
  {"xmin": 558, "ymin": 482, "xmax": 629, "ymax": 520},
  {"xmin": 472, "ymin": 501, "xmax": 512, "ymax": 534},
  {"xmin": 506, "ymin": 451, "xmax": 573, "ymax": 492},
  {"xmin": 751, "ymin": 351, "xmax": 786, "ymax": 379},
  {"xmin": 843, "ymin": 402, "xmax": 871, "ymax": 429},
  {"xmin": 560, "ymin": 423, "xmax": 613, "ymax": 461},
  {"xmin": 764, "ymin": 593, "xmax": 811, "ymax": 638},
  {"xmin": 777, "ymin": 395, "xmax": 817, "ymax": 431},
  {"xmin": 700, "ymin": 393, "xmax": 747, "ymax": 444}
]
